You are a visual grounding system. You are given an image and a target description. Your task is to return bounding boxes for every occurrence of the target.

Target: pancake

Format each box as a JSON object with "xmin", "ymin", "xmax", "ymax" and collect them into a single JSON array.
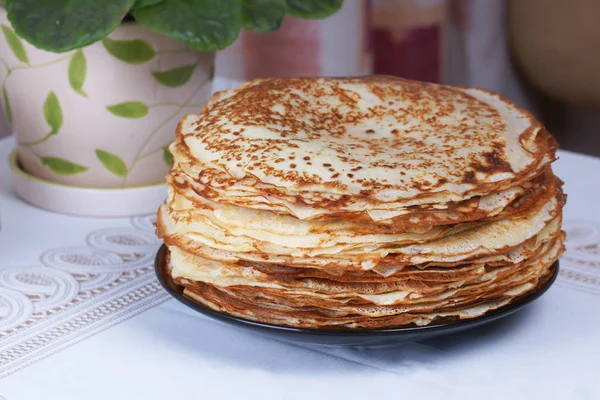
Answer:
[
  {"xmin": 170, "ymin": 233, "xmax": 563, "ymax": 305},
  {"xmin": 177, "ymin": 235, "xmax": 561, "ymax": 328},
  {"xmin": 171, "ymin": 145, "xmax": 557, "ymax": 226},
  {"xmin": 157, "ymin": 187, "xmax": 563, "ymax": 266},
  {"xmin": 156, "ymin": 76, "xmax": 566, "ymax": 330},
  {"xmin": 178, "ymin": 77, "xmax": 555, "ymax": 203},
  {"xmin": 170, "ymin": 132, "xmax": 556, "ymax": 223}
]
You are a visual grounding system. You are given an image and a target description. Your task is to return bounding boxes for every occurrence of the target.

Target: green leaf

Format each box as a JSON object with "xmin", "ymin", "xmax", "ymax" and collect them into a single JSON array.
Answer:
[
  {"xmin": 6, "ymin": 0, "xmax": 135, "ymax": 53},
  {"xmin": 285, "ymin": 0, "xmax": 343, "ymax": 19},
  {"xmin": 162, "ymin": 146, "xmax": 173, "ymax": 167},
  {"xmin": 68, "ymin": 49, "xmax": 87, "ymax": 98},
  {"xmin": 43, "ymin": 91, "xmax": 63, "ymax": 135},
  {"xmin": 106, "ymin": 101, "xmax": 148, "ymax": 118},
  {"xmin": 41, "ymin": 157, "xmax": 88, "ymax": 175},
  {"xmin": 1, "ymin": 25, "xmax": 29, "ymax": 64},
  {"xmin": 242, "ymin": 0, "xmax": 286, "ymax": 33},
  {"xmin": 133, "ymin": 0, "xmax": 164, "ymax": 8},
  {"xmin": 132, "ymin": 0, "xmax": 242, "ymax": 51},
  {"xmin": 102, "ymin": 37, "xmax": 156, "ymax": 64},
  {"xmin": 2, "ymin": 86, "xmax": 12, "ymax": 124},
  {"xmin": 95, "ymin": 149, "xmax": 128, "ymax": 177},
  {"xmin": 152, "ymin": 64, "xmax": 196, "ymax": 87}
]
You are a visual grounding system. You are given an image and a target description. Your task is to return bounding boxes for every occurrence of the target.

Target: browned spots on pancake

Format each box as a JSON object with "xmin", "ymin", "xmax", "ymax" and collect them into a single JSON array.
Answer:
[
  {"xmin": 463, "ymin": 170, "xmax": 476, "ymax": 184},
  {"xmin": 469, "ymin": 144, "xmax": 514, "ymax": 174},
  {"xmin": 180, "ymin": 76, "xmax": 551, "ymax": 199}
]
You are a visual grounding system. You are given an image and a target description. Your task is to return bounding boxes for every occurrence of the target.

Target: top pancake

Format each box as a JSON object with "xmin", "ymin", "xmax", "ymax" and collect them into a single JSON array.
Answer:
[{"xmin": 176, "ymin": 76, "xmax": 557, "ymax": 213}]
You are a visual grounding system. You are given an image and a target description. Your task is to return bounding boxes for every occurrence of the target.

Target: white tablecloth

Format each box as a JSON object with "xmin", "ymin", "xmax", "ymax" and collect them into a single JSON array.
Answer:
[{"xmin": 0, "ymin": 137, "xmax": 599, "ymax": 399}]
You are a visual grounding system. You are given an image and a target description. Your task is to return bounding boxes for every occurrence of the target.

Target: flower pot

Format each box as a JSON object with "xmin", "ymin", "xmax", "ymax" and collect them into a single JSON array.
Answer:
[{"xmin": 0, "ymin": 9, "xmax": 214, "ymax": 188}]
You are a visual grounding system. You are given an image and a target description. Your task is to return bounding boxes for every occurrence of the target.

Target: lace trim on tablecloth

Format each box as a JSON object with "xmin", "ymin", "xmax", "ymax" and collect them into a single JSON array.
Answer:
[
  {"xmin": 0, "ymin": 214, "xmax": 169, "ymax": 378},
  {"xmin": 557, "ymin": 220, "xmax": 600, "ymax": 295}
]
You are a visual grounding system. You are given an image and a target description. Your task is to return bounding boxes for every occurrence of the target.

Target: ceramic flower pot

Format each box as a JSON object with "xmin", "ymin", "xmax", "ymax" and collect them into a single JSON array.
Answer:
[{"xmin": 0, "ymin": 9, "xmax": 214, "ymax": 187}]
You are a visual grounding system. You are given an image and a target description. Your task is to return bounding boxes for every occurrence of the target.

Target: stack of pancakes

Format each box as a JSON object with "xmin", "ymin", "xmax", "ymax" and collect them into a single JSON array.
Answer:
[{"xmin": 156, "ymin": 76, "xmax": 565, "ymax": 329}]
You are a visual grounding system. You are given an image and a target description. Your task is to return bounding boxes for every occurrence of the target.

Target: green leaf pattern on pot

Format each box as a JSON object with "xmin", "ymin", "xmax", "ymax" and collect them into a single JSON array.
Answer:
[
  {"xmin": 1, "ymin": 24, "xmax": 29, "ymax": 64},
  {"xmin": 242, "ymin": 0, "xmax": 286, "ymax": 33},
  {"xmin": 68, "ymin": 49, "xmax": 88, "ymax": 98},
  {"xmin": 2, "ymin": 86, "xmax": 12, "ymax": 123},
  {"xmin": 285, "ymin": 0, "xmax": 343, "ymax": 18},
  {"xmin": 106, "ymin": 101, "xmax": 149, "ymax": 118},
  {"xmin": 102, "ymin": 37, "xmax": 156, "ymax": 64},
  {"xmin": 95, "ymin": 149, "xmax": 129, "ymax": 177},
  {"xmin": 152, "ymin": 64, "xmax": 196, "ymax": 87},
  {"xmin": 0, "ymin": 16, "xmax": 216, "ymax": 184},
  {"xmin": 162, "ymin": 146, "xmax": 173, "ymax": 167},
  {"xmin": 41, "ymin": 157, "xmax": 88, "ymax": 175},
  {"xmin": 44, "ymin": 91, "xmax": 63, "ymax": 135}
]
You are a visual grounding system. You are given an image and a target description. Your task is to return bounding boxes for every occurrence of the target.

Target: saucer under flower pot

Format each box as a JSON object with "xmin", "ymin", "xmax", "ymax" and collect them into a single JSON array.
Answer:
[{"xmin": 9, "ymin": 149, "xmax": 166, "ymax": 217}]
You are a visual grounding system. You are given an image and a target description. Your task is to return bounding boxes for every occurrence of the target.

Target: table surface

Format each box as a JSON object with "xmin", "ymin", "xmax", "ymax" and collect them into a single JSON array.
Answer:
[{"xmin": 1, "ymin": 136, "xmax": 599, "ymax": 400}]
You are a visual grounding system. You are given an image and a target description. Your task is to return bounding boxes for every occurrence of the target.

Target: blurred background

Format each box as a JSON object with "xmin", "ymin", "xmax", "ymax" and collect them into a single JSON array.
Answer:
[{"xmin": 2, "ymin": 0, "xmax": 599, "ymax": 156}]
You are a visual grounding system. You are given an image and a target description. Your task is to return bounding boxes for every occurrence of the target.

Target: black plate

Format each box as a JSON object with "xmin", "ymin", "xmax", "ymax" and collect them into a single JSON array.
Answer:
[{"xmin": 155, "ymin": 245, "xmax": 559, "ymax": 347}]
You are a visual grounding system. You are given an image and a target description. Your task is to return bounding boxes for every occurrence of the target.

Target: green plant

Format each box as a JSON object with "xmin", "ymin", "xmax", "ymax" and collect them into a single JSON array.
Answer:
[{"xmin": 2, "ymin": 0, "xmax": 343, "ymax": 53}]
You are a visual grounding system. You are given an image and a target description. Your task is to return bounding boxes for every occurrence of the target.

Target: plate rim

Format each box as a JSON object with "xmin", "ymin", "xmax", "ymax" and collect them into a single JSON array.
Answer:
[{"xmin": 154, "ymin": 245, "xmax": 559, "ymax": 337}]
